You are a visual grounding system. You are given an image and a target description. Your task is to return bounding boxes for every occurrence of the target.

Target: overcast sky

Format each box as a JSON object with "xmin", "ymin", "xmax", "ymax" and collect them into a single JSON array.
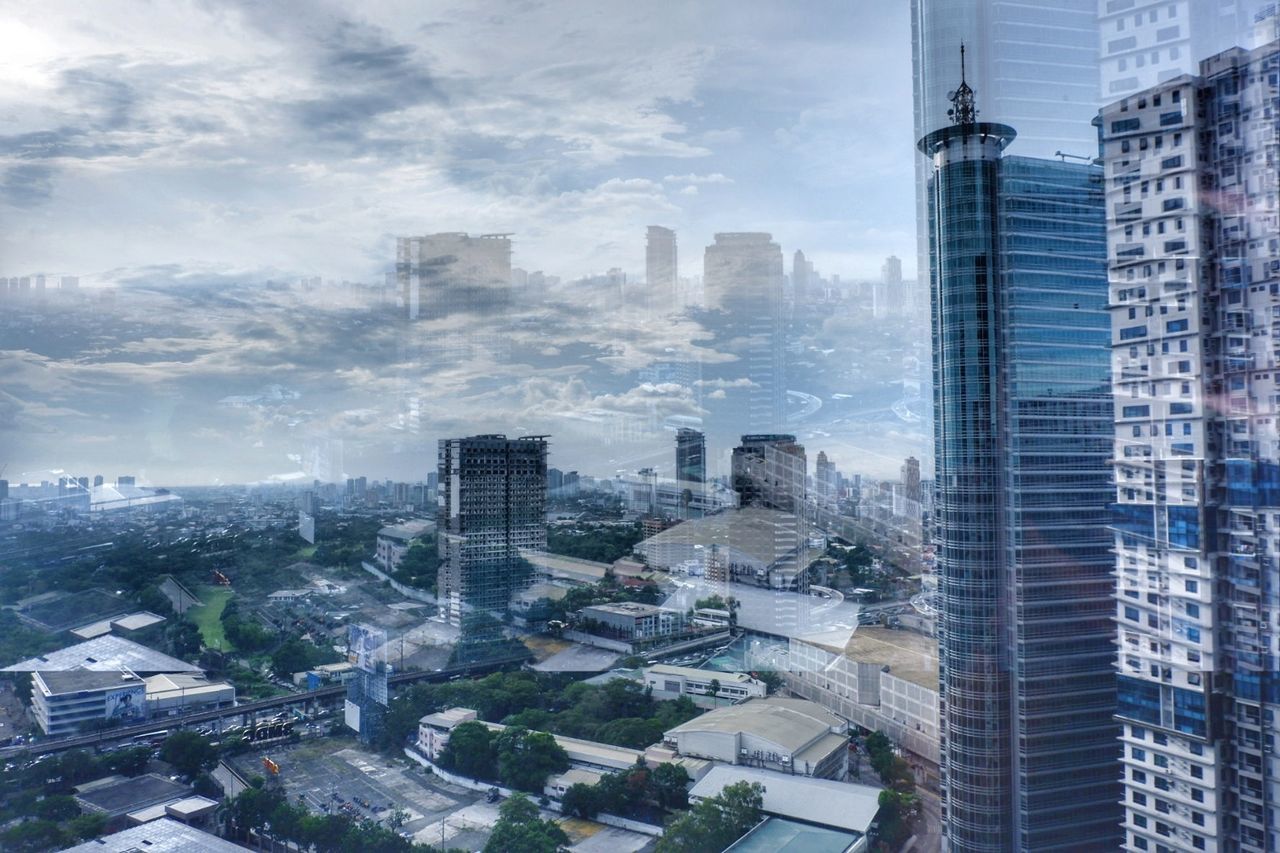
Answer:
[{"xmin": 0, "ymin": 0, "xmax": 916, "ymax": 285}]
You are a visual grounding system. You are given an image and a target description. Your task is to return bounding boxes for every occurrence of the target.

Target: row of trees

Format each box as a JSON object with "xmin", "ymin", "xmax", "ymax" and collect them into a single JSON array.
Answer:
[
  {"xmin": 560, "ymin": 760, "xmax": 690, "ymax": 820},
  {"xmin": 655, "ymin": 780, "xmax": 764, "ymax": 853},
  {"xmin": 380, "ymin": 672, "xmax": 702, "ymax": 754},
  {"xmin": 864, "ymin": 731, "xmax": 921, "ymax": 850},
  {"xmin": 437, "ymin": 723, "xmax": 569, "ymax": 792},
  {"xmin": 546, "ymin": 521, "xmax": 646, "ymax": 564}
]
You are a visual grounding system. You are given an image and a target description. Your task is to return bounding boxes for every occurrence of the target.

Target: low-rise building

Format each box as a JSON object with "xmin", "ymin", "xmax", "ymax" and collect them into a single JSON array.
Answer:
[
  {"xmin": 32, "ymin": 670, "xmax": 147, "ymax": 736},
  {"xmin": 578, "ymin": 602, "xmax": 685, "ymax": 641},
  {"xmin": 61, "ymin": 817, "xmax": 244, "ymax": 852},
  {"xmin": 375, "ymin": 519, "xmax": 434, "ymax": 571},
  {"xmin": 663, "ymin": 696, "xmax": 848, "ymax": 779},
  {"xmin": 144, "ymin": 674, "xmax": 235, "ymax": 718},
  {"xmin": 266, "ymin": 589, "xmax": 310, "ymax": 605},
  {"xmin": 417, "ymin": 707, "xmax": 479, "ymax": 761},
  {"xmin": 784, "ymin": 627, "xmax": 939, "ymax": 775},
  {"xmin": 692, "ymin": 765, "xmax": 880, "ymax": 852},
  {"xmin": 644, "ymin": 664, "xmax": 766, "ymax": 703}
]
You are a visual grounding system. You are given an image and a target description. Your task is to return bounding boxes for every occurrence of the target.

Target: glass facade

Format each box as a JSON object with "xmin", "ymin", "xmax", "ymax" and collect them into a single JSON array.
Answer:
[{"xmin": 924, "ymin": 122, "xmax": 1117, "ymax": 851}]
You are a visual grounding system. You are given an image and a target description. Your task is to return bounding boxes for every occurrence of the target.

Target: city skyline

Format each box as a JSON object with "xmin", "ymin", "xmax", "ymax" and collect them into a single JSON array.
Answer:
[{"xmin": 0, "ymin": 1, "xmax": 917, "ymax": 285}]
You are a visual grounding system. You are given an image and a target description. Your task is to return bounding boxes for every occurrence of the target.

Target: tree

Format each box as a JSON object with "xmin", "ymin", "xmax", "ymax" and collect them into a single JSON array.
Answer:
[
  {"xmin": 560, "ymin": 782, "xmax": 600, "ymax": 819},
  {"xmin": 226, "ymin": 785, "xmax": 286, "ymax": 841},
  {"xmin": 34, "ymin": 794, "xmax": 81, "ymax": 821},
  {"xmin": 649, "ymin": 762, "xmax": 691, "ymax": 810},
  {"xmin": 495, "ymin": 727, "xmax": 570, "ymax": 793},
  {"xmin": 160, "ymin": 730, "xmax": 218, "ymax": 778},
  {"xmin": 655, "ymin": 781, "xmax": 764, "ymax": 853},
  {"xmin": 708, "ymin": 678, "xmax": 722, "ymax": 708},
  {"xmin": 754, "ymin": 670, "xmax": 783, "ymax": 695},
  {"xmin": 67, "ymin": 813, "xmax": 107, "ymax": 841},
  {"xmin": 438, "ymin": 721, "xmax": 497, "ymax": 780},
  {"xmin": 484, "ymin": 793, "xmax": 569, "ymax": 853},
  {"xmin": 271, "ymin": 637, "xmax": 314, "ymax": 679},
  {"xmin": 875, "ymin": 788, "xmax": 920, "ymax": 850},
  {"xmin": 105, "ymin": 745, "xmax": 152, "ymax": 776},
  {"xmin": 0, "ymin": 820, "xmax": 69, "ymax": 853}
]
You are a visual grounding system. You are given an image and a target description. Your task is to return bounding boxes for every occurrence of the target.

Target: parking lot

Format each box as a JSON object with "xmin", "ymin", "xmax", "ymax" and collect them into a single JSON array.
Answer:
[
  {"xmin": 228, "ymin": 738, "xmax": 488, "ymax": 847},
  {"xmin": 227, "ymin": 737, "xmax": 656, "ymax": 852}
]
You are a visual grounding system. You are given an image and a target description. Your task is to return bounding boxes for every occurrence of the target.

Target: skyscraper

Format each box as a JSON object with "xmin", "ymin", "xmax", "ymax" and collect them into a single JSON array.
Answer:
[
  {"xmin": 675, "ymin": 428, "xmax": 705, "ymax": 485},
  {"xmin": 814, "ymin": 450, "xmax": 837, "ymax": 509},
  {"xmin": 731, "ymin": 434, "xmax": 806, "ymax": 514},
  {"xmin": 922, "ymin": 62, "xmax": 1117, "ymax": 851},
  {"xmin": 699, "ymin": 233, "xmax": 786, "ymax": 455},
  {"xmin": 1101, "ymin": 37, "xmax": 1280, "ymax": 853},
  {"xmin": 395, "ymin": 232, "xmax": 513, "ymax": 321},
  {"xmin": 437, "ymin": 435, "xmax": 548, "ymax": 642},
  {"xmin": 646, "ymin": 225, "xmax": 678, "ymax": 307}
]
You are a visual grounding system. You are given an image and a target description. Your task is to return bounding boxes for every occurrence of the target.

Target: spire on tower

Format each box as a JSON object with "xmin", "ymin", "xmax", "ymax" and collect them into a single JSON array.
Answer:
[{"xmin": 946, "ymin": 43, "xmax": 978, "ymax": 126}]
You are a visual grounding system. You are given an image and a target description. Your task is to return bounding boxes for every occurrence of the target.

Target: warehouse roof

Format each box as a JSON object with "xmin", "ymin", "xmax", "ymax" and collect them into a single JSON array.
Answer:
[
  {"xmin": 665, "ymin": 697, "xmax": 843, "ymax": 754},
  {"xmin": 61, "ymin": 818, "xmax": 248, "ymax": 852},
  {"xmin": 36, "ymin": 669, "xmax": 140, "ymax": 695},
  {"xmin": 2, "ymin": 635, "xmax": 202, "ymax": 674},
  {"xmin": 634, "ymin": 507, "xmax": 808, "ymax": 567},
  {"xmin": 691, "ymin": 765, "xmax": 882, "ymax": 836}
]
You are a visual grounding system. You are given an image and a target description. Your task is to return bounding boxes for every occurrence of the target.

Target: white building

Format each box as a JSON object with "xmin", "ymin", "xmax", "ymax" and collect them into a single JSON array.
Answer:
[
  {"xmin": 417, "ymin": 707, "xmax": 478, "ymax": 761},
  {"xmin": 662, "ymin": 696, "xmax": 848, "ymax": 779},
  {"xmin": 32, "ymin": 670, "xmax": 147, "ymax": 736},
  {"xmin": 785, "ymin": 627, "xmax": 939, "ymax": 772},
  {"xmin": 643, "ymin": 664, "xmax": 766, "ymax": 703},
  {"xmin": 375, "ymin": 519, "xmax": 434, "ymax": 571}
]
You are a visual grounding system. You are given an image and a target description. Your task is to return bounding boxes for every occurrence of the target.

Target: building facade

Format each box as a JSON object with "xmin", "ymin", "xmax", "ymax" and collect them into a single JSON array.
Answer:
[
  {"xmin": 922, "ymin": 68, "xmax": 1118, "ymax": 850},
  {"xmin": 646, "ymin": 225, "xmax": 678, "ymax": 308},
  {"xmin": 395, "ymin": 232, "xmax": 512, "ymax": 321},
  {"xmin": 437, "ymin": 435, "xmax": 548, "ymax": 638},
  {"xmin": 1100, "ymin": 38, "xmax": 1280, "ymax": 853}
]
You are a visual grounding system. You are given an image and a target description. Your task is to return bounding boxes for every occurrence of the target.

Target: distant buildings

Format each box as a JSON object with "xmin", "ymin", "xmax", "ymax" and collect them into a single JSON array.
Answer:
[
  {"xmin": 395, "ymin": 232, "xmax": 513, "ymax": 321},
  {"xmin": 699, "ymin": 233, "xmax": 787, "ymax": 451},
  {"xmin": 437, "ymin": 435, "xmax": 548, "ymax": 635},
  {"xmin": 646, "ymin": 225, "xmax": 678, "ymax": 308}
]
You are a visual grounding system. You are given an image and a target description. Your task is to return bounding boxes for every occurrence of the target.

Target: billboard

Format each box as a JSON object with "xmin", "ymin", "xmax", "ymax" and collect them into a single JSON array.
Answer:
[
  {"xmin": 344, "ymin": 698, "xmax": 361, "ymax": 733},
  {"xmin": 347, "ymin": 624, "xmax": 385, "ymax": 673},
  {"xmin": 104, "ymin": 684, "xmax": 145, "ymax": 723}
]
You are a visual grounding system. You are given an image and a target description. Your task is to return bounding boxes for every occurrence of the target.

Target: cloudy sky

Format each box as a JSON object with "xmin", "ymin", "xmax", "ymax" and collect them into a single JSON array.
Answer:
[
  {"xmin": 0, "ymin": 0, "xmax": 915, "ymax": 285},
  {"xmin": 0, "ymin": 1, "xmax": 928, "ymax": 486}
]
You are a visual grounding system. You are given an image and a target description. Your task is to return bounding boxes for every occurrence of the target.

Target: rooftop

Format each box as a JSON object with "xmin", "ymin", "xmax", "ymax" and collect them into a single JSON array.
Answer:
[
  {"xmin": 76, "ymin": 774, "xmax": 192, "ymax": 816},
  {"xmin": 834, "ymin": 627, "xmax": 938, "ymax": 691},
  {"xmin": 635, "ymin": 506, "xmax": 811, "ymax": 568},
  {"xmin": 690, "ymin": 765, "xmax": 882, "ymax": 835},
  {"xmin": 725, "ymin": 815, "xmax": 863, "ymax": 853},
  {"xmin": 377, "ymin": 519, "xmax": 435, "ymax": 541},
  {"xmin": 3, "ymin": 635, "xmax": 203, "ymax": 674},
  {"xmin": 665, "ymin": 697, "xmax": 844, "ymax": 754},
  {"xmin": 37, "ymin": 669, "xmax": 140, "ymax": 695},
  {"xmin": 420, "ymin": 707, "xmax": 477, "ymax": 729},
  {"xmin": 61, "ymin": 818, "xmax": 248, "ymax": 852},
  {"xmin": 580, "ymin": 602, "xmax": 664, "ymax": 617},
  {"xmin": 646, "ymin": 664, "xmax": 757, "ymax": 684}
]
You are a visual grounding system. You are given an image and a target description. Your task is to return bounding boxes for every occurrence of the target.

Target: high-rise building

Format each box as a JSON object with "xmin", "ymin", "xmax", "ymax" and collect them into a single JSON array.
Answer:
[
  {"xmin": 814, "ymin": 451, "xmax": 837, "ymax": 508},
  {"xmin": 437, "ymin": 435, "xmax": 548, "ymax": 638},
  {"xmin": 731, "ymin": 434, "xmax": 806, "ymax": 514},
  {"xmin": 1100, "ymin": 38, "xmax": 1280, "ymax": 853},
  {"xmin": 911, "ymin": 0, "xmax": 1100, "ymax": 287},
  {"xmin": 395, "ymin": 232, "xmax": 513, "ymax": 321},
  {"xmin": 791, "ymin": 249, "xmax": 811, "ymax": 303},
  {"xmin": 921, "ymin": 64, "xmax": 1117, "ymax": 851},
  {"xmin": 646, "ymin": 225, "xmax": 678, "ymax": 307},
  {"xmin": 675, "ymin": 428, "xmax": 706, "ymax": 485},
  {"xmin": 699, "ymin": 234, "xmax": 787, "ymax": 452},
  {"xmin": 900, "ymin": 455, "xmax": 921, "ymax": 505},
  {"xmin": 1098, "ymin": 0, "xmax": 1268, "ymax": 100}
]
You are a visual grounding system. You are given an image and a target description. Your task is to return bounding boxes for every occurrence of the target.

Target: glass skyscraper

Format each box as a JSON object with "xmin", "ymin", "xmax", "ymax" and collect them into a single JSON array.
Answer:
[{"xmin": 922, "ymin": 71, "xmax": 1118, "ymax": 851}]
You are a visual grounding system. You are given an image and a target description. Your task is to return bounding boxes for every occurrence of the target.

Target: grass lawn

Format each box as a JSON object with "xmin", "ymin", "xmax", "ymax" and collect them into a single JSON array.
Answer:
[
  {"xmin": 295, "ymin": 544, "xmax": 317, "ymax": 560},
  {"xmin": 189, "ymin": 585, "xmax": 234, "ymax": 652}
]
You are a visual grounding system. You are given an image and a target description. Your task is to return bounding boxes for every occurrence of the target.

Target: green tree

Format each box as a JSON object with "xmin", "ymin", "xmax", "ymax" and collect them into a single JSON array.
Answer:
[
  {"xmin": 655, "ymin": 781, "xmax": 764, "ymax": 853},
  {"xmin": 438, "ymin": 721, "xmax": 497, "ymax": 780},
  {"xmin": 271, "ymin": 637, "xmax": 314, "ymax": 678},
  {"xmin": 33, "ymin": 794, "xmax": 81, "ymax": 821},
  {"xmin": 483, "ymin": 793, "xmax": 569, "ymax": 853},
  {"xmin": 707, "ymin": 678, "xmax": 722, "ymax": 708},
  {"xmin": 875, "ymin": 788, "xmax": 920, "ymax": 850},
  {"xmin": 649, "ymin": 762, "xmax": 691, "ymax": 810},
  {"xmin": 559, "ymin": 782, "xmax": 600, "ymax": 819},
  {"xmin": 0, "ymin": 820, "xmax": 69, "ymax": 853},
  {"xmin": 160, "ymin": 730, "xmax": 218, "ymax": 778},
  {"xmin": 495, "ymin": 727, "xmax": 570, "ymax": 793},
  {"xmin": 67, "ymin": 812, "xmax": 107, "ymax": 841},
  {"xmin": 226, "ymin": 785, "xmax": 286, "ymax": 841},
  {"xmin": 105, "ymin": 745, "xmax": 152, "ymax": 776}
]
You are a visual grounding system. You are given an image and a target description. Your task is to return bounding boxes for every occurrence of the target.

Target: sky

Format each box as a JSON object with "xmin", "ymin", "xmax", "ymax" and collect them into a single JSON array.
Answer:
[
  {"xmin": 0, "ymin": 0, "xmax": 917, "ymax": 285},
  {"xmin": 0, "ymin": 1, "xmax": 927, "ymax": 486}
]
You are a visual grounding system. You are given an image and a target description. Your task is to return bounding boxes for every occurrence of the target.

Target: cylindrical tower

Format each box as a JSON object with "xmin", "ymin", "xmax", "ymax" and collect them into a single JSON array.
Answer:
[{"xmin": 920, "ymin": 112, "xmax": 1016, "ymax": 853}]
